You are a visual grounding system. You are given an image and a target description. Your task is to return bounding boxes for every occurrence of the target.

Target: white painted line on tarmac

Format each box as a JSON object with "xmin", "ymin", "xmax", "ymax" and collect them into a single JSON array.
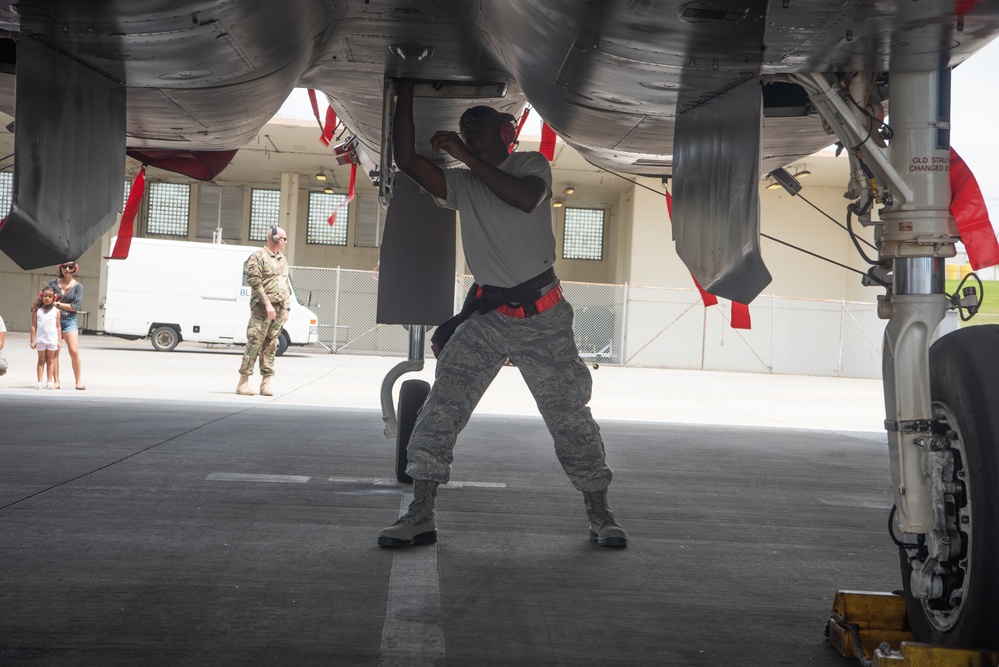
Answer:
[
  {"xmin": 328, "ymin": 476, "xmax": 507, "ymax": 489},
  {"xmin": 379, "ymin": 496, "xmax": 445, "ymax": 666},
  {"xmin": 441, "ymin": 480, "xmax": 507, "ymax": 489},
  {"xmin": 813, "ymin": 495, "xmax": 892, "ymax": 509},
  {"xmin": 206, "ymin": 473, "xmax": 311, "ymax": 484},
  {"xmin": 328, "ymin": 476, "xmax": 399, "ymax": 486}
]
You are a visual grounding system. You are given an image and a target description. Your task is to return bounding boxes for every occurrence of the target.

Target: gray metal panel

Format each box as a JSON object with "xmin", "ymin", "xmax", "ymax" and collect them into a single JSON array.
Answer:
[
  {"xmin": 0, "ymin": 36, "xmax": 124, "ymax": 269},
  {"xmin": 672, "ymin": 78, "xmax": 772, "ymax": 304},
  {"xmin": 376, "ymin": 174, "xmax": 455, "ymax": 326}
]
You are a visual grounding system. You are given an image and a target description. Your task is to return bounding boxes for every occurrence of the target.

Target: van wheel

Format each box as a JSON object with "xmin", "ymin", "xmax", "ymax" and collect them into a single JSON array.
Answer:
[
  {"xmin": 150, "ymin": 325, "xmax": 180, "ymax": 352},
  {"xmin": 276, "ymin": 331, "xmax": 290, "ymax": 357},
  {"xmin": 396, "ymin": 380, "xmax": 431, "ymax": 484}
]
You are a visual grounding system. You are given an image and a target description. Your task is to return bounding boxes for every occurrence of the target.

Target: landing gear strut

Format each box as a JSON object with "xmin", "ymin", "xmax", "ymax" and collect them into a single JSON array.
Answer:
[{"xmin": 792, "ymin": 69, "xmax": 999, "ymax": 649}]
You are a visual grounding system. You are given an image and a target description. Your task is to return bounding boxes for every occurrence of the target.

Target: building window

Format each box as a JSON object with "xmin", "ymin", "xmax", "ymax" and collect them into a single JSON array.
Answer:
[
  {"xmin": 146, "ymin": 182, "xmax": 191, "ymax": 236},
  {"xmin": 0, "ymin": 171, "xmax": 12, "ymax": 212},
  {"xmin": 562, "ymin": 207, "xmax": 604, "ymax": 260},
  {"xmin": 250, "ymin": 189, "xmax": 281, "ymax": 242},
  {"xmin": 196, "ymin": 185, "xmax": 244, "ymax": 240},
  {"xmin": 307, "ymin": 191, "xmax": 349, "ymax": 245},
  {"xmin": 123, "ymin": 180, "xmax": 132, "ymax": 210}
]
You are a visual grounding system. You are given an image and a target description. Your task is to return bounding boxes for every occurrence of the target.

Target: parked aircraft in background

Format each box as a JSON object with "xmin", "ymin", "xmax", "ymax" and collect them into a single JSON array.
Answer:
[{"xmin": 0, "ymin": 0, "xmax": 998, "ymax": 651}]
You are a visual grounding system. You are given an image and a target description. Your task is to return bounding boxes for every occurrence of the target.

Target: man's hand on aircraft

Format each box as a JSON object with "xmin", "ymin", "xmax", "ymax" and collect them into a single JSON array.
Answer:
[{"xmin": 430, "ymin": 130, "xmax": 471, "ymax": 163}]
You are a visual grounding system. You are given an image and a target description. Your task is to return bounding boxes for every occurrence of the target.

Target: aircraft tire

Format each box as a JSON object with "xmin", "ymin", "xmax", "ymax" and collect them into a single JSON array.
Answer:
[
  {"xmin": 276, "ymin": 331, "xmax": 290, "ymax": 357},
  {"xmin": 899, "ymin": 324, "xmax": 999, "ymax": 648},
  {"xmin": 396, "ymin": 379, "xmax": 430, "ymax": 484},
  {"xmin": 150, "ymin": 325, "xmax": 180, "ymax": 352}
]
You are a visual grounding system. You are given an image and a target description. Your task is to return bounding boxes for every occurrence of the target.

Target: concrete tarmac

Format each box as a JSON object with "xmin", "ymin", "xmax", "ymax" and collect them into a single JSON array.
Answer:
[{"xmin": 0, "ymin": 333, "xmax": 899, "ymax": 666}]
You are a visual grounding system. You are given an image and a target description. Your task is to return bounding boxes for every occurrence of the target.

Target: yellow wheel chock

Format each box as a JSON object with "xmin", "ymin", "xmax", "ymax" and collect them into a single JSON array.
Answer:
[{"xmin": 826, "ymin": 590, "xmax": 999, "ymax": 666}]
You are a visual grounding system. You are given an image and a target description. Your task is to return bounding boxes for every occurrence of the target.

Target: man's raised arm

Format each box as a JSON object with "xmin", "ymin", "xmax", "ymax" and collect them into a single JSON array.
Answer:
[{"xmin": 393, "ymin": 79, "xmax": 447, "ymax": 200}]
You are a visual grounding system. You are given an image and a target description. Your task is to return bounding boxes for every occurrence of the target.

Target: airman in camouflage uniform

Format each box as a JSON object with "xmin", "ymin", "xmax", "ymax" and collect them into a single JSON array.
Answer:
[
  {"xmin": 378, "ymin": 80, "xmax": 627, "ymax": 549},
  {"xmin": 236, "ymin": 227, "xmax": 291, "ymax": 397}
]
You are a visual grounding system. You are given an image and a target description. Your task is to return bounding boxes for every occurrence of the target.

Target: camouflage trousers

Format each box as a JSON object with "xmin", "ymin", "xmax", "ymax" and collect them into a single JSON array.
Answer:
[
  {"xmin": 239, "ymin": 303, "xmax": 289, "ymax": 377},
  {"xmin": 407, "ymin": 298, "xmax": 613, "ymax": 492}
]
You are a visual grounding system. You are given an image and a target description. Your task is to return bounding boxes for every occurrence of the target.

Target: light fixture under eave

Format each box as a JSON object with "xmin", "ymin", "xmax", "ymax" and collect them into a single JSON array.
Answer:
[
  {"xmin": 390, "ymin": 44, "xmax": 435, "ymax": 61},
  {"xmin": 323, "ymin": 185, "xmax": 334, "ymax": 194},
  {"xmin": 794, "ymin": 169, "xmax": 811, "ymax": 178},
  {"xmin": 562, "ymin": 184, "xmax": 575, "ymax": 196},
  {"xmin": 766, "ymin": 179, "xmax": 782, "ymax": 190},
  {"xmin": 316, "ymin": 169, "xmax": 328, "ymax": 182},
  {"xmin": 552, "ymin": 199, "xmax": 565, "ymax": 208}
]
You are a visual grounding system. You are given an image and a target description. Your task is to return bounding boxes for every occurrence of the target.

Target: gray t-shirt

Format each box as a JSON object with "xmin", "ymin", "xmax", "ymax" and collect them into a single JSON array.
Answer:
[{"xmin": 437, "ymin": 151, "xmax": 555, "ymax": 288}]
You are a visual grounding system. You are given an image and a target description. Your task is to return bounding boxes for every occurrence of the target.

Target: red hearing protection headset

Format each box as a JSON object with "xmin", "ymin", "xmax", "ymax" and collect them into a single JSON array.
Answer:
[
  {"xmin": 498, "ymin": 117, "xmax": 517, "ymax": 147},
  {"xmin": 460, "ymin": 107, "xmax": 518, "ymax": 147}
]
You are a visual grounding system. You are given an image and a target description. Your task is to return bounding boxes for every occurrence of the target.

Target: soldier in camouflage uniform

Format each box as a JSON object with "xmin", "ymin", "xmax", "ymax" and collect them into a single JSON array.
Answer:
[
  {"xmin": 236, "ymin": 227, "xmax": 291, "ymax": 397},
  {"xmin": 378, "ymin": 79, "xmax": 627, "ymax": 549}
]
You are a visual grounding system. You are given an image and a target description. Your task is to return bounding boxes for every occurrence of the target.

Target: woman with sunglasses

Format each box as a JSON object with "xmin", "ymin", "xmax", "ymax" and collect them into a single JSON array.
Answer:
[{"xmin": 47, "ymin": 261, "xmax": 86, "ymax": 390}]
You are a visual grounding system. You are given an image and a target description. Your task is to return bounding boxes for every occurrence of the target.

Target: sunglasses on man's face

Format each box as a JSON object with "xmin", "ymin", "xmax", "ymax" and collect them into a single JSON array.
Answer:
[{"xmin": 61, "ymin": 265, "xmax": 76, "ymax": 270}]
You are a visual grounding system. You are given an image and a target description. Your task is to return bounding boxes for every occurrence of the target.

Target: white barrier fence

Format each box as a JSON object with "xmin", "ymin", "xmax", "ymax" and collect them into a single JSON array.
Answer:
[{"xmin": 291, "ymin": 267, "xmax": 894, "ymax": 378}]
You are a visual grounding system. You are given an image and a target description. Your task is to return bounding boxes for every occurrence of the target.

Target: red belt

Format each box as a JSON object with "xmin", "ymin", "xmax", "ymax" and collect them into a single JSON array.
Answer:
[{"xmin": 497, "ymin": 284, "xmax": 563, "ymax": 318}]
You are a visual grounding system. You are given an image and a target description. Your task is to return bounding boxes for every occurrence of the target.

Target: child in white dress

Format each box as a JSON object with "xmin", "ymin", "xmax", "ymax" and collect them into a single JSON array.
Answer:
[{"xmin": 30, "ymin": 286, "xmax": 62, "ymax": 389}]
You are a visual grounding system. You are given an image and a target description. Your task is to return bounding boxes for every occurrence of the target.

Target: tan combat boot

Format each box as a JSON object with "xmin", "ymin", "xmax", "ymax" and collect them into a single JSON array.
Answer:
[
  {"xmin": 584, "ymin": 488, "xmax": 628, "ymax": 548},
  {"xmin": 378, "ymin": 480, "xmax": 439, "ymax": 547},
  {"xmin": 235, "ymin": 374, "xmax": 255, "ymax": 396},
  {"xmin": 260, "ymin": 376, "xmax": 273, "ymax": 396}
]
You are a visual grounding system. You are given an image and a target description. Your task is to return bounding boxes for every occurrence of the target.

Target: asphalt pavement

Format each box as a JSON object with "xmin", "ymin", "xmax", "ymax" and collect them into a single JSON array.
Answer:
[{"xmin": 0, "ymin": 332, "xmax": 897, "ymax": 666}]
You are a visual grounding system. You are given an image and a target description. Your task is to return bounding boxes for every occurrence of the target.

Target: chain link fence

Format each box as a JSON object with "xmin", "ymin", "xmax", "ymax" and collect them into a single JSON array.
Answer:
[{"xmin": 291, "ymin": 266, "xmax": 890, "ymax": 378}]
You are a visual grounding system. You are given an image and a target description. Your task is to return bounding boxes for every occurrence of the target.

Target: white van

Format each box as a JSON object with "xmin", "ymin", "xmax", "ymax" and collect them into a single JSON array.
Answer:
[{"xmin": 103, "ymin": 237, "xmax": 319, "ymax": 355}]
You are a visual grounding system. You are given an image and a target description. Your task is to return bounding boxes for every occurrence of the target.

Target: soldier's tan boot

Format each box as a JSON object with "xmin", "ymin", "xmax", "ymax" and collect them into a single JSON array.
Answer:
[
  {"xmin": 584, "ymin": 488, "xmax": 628, "ymax": 548},
  {"xmin": 260, "ymin": 376, "xmax": 273, "ymax": 396},
  {"xmin": 235, "ymin": 374, "xmax": 255, "ymax": 396},
  {"xmin": 378, "ymin": 480, "xmax": 439, "ymax": 548}
]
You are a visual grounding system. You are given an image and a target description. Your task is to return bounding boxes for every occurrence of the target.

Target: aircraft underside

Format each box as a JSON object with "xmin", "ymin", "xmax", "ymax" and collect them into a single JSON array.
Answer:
[{"xmin": 1, "ymin": 0, "xmax": 999, "ymax": 655}]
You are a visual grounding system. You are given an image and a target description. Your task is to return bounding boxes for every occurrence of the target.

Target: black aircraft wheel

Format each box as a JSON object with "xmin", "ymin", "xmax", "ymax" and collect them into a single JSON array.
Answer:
[
  {"xmin": 396, "ymin": 379, "xmax": 430, "ymax": 484},
  {"xmin": 150, "ymin": 325, "xmax": 180, "ymax": 352},
  {"xmin": 898, "ymin": 325, "xmax": 999, "ymax": 648}
]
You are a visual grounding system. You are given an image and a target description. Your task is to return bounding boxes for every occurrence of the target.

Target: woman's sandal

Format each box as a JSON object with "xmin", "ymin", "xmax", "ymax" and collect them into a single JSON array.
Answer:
[{"xmin": 76, "ymin": 385, "xmax": 86, "ymax": 390}]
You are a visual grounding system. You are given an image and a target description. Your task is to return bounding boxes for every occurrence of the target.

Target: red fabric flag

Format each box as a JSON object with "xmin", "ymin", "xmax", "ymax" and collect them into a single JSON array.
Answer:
[
  {"xmin": 307, "ymin": 88, "xmax": 337, "ymax": 146},
  {"xmin": 510, "ymin": 107, "xmax": 531, "ymax": 154},
  {"xmin": 692, "ymin": 275, "xmax": 718, "ymax": 307},
  {"xmin": 950, "ymin": 148, "xmax": 999, "ymax": 270},
  {"xmin": 329, "ymin": 163, "xmax": 358, "ymax": 227},
  {"xmin": 322, "ymin": 106, "xmax": 337, "ymax": 146},
  {"xmin": 730, "ymin": 301, "xmax": 752, "ymax": 329},
  {"xmin": 308, "ymin": 88, "xmax": 322, "ymax": 127},
  {"xmin": 308, "ymin": 88, "xmax": 320, "ymax": 119},
  {"xmin": 106, "ymin": 166, "xmax": 146, "ymax": 260},
  {"xmin": 539, "ymin": 122, "xmax": 557, "ymax": 161},
  {"xmin": 515, "ymin": 107, "xmax": 530, "ymax": 139}
]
